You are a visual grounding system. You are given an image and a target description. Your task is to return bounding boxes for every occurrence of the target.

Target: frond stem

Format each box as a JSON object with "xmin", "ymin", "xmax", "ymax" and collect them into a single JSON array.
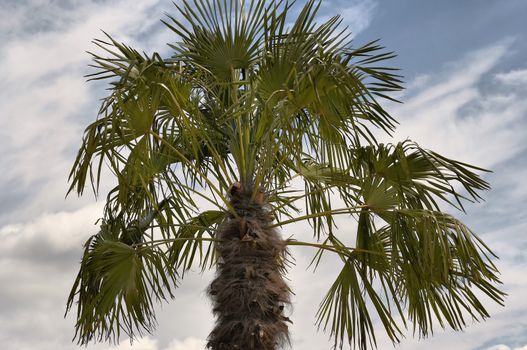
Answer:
[
  {"xmin": 268, "ymin": 205, "xmax": 368, "ymax": 228},
  {"xmin": 133, "ymin": 236, "xmax": 220, "ymax": 248},
  {"xmin": 285, "ymin": 239, "xmax": 383, "ymax": 257},
  {"xmin": 149, "ymin": 130, "xmax": 236, "ymax": 215}
]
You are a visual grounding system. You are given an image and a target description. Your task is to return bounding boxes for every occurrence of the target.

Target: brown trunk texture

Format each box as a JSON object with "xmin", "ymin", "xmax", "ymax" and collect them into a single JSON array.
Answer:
[{"xmin": 206, "ymin": 182, "xmax": 291, "ymax": 350}]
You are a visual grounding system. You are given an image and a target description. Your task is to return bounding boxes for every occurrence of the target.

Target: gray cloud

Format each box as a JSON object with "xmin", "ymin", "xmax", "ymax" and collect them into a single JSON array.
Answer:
[{"xmin": 0, "ymin": 0, "xmax": 173, "ymax": 226}]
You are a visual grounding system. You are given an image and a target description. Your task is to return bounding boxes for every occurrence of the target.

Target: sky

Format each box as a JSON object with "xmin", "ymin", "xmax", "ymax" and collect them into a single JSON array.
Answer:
[{"xmin": 0, "ymin": 0, "xmax": 526, "ymax": 349}]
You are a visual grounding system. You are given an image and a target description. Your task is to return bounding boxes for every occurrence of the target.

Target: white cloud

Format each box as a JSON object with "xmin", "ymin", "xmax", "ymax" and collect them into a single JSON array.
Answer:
[
  {"xmin": 102, "ymin": 337, "xmax": 206, "ymax": 350},
  {"xmin": 103, "ymin": 337, "xmax": 159, "ymax": 350},
  {"xmin": 385, "ymin": 40, "xmax": 527, "ymax": 170},
  {"xmin": 485, "ymin": 345, "xmax": 527, "ymax": 350},
  {"xmin": 0, "ymin": 203, "xmax": 102, "ymax": 255},
  {"xmin": 495, "ymin": 68, "xmax": 527, "ymax": 85},
  {"xmin": 486, "ymin": 346, "xmax": 511, "ymax": 350},
  {"xmin": 319, "ymin": 0, "xmax": 377, "ymax": 36},
  {"xmin": 0, "ymin": 3, "xmax": 208, "ymax": 349},
  {"xmin": 340, "ymin": 0, "xmax": 377, "ymax": 34},
  {"xmin": 0, "ymin": 0, "xmax": 174, "ymax": 225},
  {"xmin": 165, "ymin": 337, "xmax": 207, "ymax": 350}
]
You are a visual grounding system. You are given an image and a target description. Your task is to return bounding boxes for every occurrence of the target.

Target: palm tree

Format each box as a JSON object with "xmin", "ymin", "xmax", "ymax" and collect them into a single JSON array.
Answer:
[{"xmin": 65, "ymin": 1, "xmax": 505, "ymax": 349}]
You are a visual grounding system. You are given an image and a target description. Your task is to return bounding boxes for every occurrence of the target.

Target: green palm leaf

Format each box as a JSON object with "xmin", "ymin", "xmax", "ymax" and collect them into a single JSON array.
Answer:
[{"xmin": 66, "ymin": 219, "xmax": 177, "ymax": 345}]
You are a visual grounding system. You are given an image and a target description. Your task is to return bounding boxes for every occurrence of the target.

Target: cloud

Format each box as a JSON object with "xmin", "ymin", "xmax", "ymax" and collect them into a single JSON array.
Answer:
[
  {"xmin": 0, "ymin": 0, "xmax": 174, "ymax": 226},
  {"xmin": 347, "ymin": 40, "xmax": 527, "ymax": 350},
  {"xmin": 166, "ymin": 338, "xmax": 207, "ymax": 350},
  {"xmin": 101, "ymin": 337, "xmax": 205, "ymax": 350},
  {"xmin": 485, "ymin": 345, "xmax": 527, "ymax": 350},
  {"xmin": 0, "ymin": 3, "xmax": 214, "ymax": 349},
  {"xmin": 0, "ymin": 1, "xmax": 526, "ymax": 350},
  {"xmin": 319, "ymin": 0, "xmax": 377, "ymax": 35},
  {"xmin": 104, "ymin": 337, "xmax": 160, "ymax": 350},
  {"xmin": 495, "ymin": 68, "xmax": 527, "ymax": 85},
  {"xmin": 0, "ymin": 193, "xmax": 215, "ymax": 350},
  {"xmin": 0, "ymin": 0, "xmax": 168, "ymax": 82},
  {"xmin": 0, "ymin": 204, "xmax": 103, "ymax": 350},
  {"xmin": 0, "ymin": 202, "xmax": 210, "ymax": 350},
  {"xmin": 338, "ymin": 0, "xmax": 377, "ymax": 34},
  {"xmin": 385, "ymin": 40, "xmax": 527, "ymax": 170}
]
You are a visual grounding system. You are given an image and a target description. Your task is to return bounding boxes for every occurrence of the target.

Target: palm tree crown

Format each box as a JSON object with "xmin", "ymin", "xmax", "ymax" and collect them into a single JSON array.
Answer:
[{"xmin": 66, "ymin": 1, "xmax": 504, "ymax": 349}]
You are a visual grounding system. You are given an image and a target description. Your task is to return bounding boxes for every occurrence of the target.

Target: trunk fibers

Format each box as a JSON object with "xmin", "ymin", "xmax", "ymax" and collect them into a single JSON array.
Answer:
[{"xmin": 207, "ymin": 182, "xmax": 291, "ymax": 350}]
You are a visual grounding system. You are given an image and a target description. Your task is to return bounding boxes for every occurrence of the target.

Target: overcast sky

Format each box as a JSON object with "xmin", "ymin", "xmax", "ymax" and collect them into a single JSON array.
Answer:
[{"xmin": 0, "ymin": 1, "xmax": 526, "ymax": 350}]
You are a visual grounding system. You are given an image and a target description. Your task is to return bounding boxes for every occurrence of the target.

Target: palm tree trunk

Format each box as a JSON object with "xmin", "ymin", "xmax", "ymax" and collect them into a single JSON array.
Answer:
[{"xmin": 207, "ymin": 182, "xmax": 291, "ymax": 350}]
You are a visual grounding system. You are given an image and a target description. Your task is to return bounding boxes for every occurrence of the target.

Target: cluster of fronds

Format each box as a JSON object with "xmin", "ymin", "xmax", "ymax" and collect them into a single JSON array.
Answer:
[
  {"xmin": 66, "ymin": 213, "xmax": 177, "ymax": 345},
  {"xmin": 65, "ymin": 0, "xmax": 505, "ymax": 349}
]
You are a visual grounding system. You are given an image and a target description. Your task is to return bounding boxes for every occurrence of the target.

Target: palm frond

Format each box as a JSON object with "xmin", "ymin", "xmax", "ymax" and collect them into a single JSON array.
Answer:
[
  {"xmin": 314, "ymin": 208, "xmax": 503, "ymax": 350},
  {"xmin": 272, "ymin": 140, "xmax": 499, "ymax": 349},
  {"xmin": 163, "ymin": 0, "xmax": 275, "ymax": 82},
  {"xmin": 168, "ymin": 210, "xmax": 227, "ymax": 271},
  {"xmin": 66, "ymin": 220, "xmax": 177, "ymax": 345}
]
